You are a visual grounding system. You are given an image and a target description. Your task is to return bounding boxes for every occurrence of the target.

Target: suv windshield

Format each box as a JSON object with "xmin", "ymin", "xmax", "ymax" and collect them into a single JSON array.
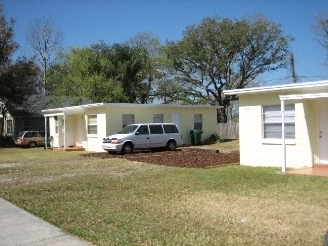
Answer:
[{"xmin": 118, "ymin": 125, "xmax": 138, "ymax": 134}]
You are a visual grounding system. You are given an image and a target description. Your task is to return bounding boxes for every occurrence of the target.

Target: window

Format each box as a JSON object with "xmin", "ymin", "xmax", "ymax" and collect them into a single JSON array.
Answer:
[
  {"xmin": 6, "ymin": 119, "xmax": 13, "ymax": 135},
  {"xmin": 263, "ymin": 105, "xmax": 295, "ymax": 139},
  {"xmin": 149, "ymin": 125, "xmax": 164, "ymax": 134},
  {"xmin": 137, "ymin": 125, "xmax": 149, "ymax": 135},
  {"xmin": 163, "ymin": 124, "xmax": 179, "ymax": 133},
  {"xmin": 123, "ymin": 114, "xmax": 134, "ymax": 128},
  {"xmin": 25, "ymin": 131, "xmax": 37, "ymax": 138},
  {"xmin": 87, "ymin": 115, "xmax": 97, "ymax": 134},
  {"xmin": 194, "ymin": 114, "xmax": 202, "ymax": 130},
  {"xmin": 153, "ymin": 114, "xmax": 163, "ymax": 123}
]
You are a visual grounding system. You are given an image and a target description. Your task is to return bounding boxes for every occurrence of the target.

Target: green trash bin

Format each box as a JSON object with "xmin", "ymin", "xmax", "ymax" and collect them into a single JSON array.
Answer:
[
  {"xmin": 190, "ymin": 130, "xmax": 196, "ymax": 145},
  {"xmin": 190, "ymin": 129, "xmax": 203, "ymax": 145},
  {"xmin": 195, "ymin": 130, "xmax": 203, "ymax": 145}
]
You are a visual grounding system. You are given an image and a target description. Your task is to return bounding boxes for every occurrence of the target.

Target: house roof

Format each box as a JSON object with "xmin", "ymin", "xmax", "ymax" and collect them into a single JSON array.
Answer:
[
  {"xmin": 223, "ymin": 80, "xmax": 328, "ymax": 96},
  {"xmin": 42, "ymin": 103, "xmax": 221, "ymax": 116},
  {"xmin": 9, "ymin": 95, "xmax": 93, "ymax": 117}
]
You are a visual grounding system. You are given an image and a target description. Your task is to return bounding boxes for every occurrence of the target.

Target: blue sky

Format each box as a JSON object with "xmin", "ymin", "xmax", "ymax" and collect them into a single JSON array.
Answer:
[{"xmin": 3, "ymin": 0, "xmax": 328, "ymax": 85}]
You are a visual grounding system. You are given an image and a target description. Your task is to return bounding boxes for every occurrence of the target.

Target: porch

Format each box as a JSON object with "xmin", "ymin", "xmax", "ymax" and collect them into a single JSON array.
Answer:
[
  {"xmin": 287, "ymin": 164, "xmax": 328, "ymax": 177},
  {"xmin": 46, "ymin": 146, "xmax": 86, "ymax": 151}
]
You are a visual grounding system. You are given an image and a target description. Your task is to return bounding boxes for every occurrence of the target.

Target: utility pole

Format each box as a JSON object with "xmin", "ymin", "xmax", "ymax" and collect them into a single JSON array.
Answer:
[{"xmin": 290, "ymin": 53, "xmax": 297, "ymax": 83}]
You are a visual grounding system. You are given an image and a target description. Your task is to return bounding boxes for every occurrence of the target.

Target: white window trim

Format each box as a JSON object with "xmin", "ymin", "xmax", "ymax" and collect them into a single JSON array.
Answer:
[
  {"xmin": 262, "ymin": 139, "xmax": 296, "ymax": 145},
  {"xmin": 262, "ymin": 104, "xmax": 295, "ymax": 143},
  {"xmin": 87, "ymin": 115, "xmax": 98, "ymax": 136}
]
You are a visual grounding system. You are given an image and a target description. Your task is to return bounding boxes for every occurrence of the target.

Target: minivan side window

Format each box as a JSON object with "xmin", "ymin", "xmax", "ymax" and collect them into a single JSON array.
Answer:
[
  {"xmin": 163, "ymin": 125, "xmax": 179, "ymax": 133},
  {"xmin": 137, "ymin": 125, "xmax": 149, "ymax": 135},
  {"xmin": 149, "ymin": 125, "xmax": 163, "ymax": 134}
]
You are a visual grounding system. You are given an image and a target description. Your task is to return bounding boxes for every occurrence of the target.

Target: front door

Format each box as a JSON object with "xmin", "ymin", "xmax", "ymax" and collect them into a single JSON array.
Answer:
[
  {"xmin": 170, "ymin": 114, "xmax": 181, "ymax": 131},
  {"xmin": 318, "ymin": 100, "xmax": 328, "ymax": 164}
]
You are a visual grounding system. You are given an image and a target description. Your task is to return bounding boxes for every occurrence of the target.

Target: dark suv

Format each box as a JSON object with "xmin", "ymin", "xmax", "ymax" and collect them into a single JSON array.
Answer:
[{"xmin": 14, "ymin": 131, "xmax": 48, "ymax": 148}]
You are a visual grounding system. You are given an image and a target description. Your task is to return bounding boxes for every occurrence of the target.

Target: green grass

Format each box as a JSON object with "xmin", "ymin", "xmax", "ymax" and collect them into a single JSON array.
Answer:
[
  {"xmin": 1, "ymin": 147, "xmax": 328, "ymax": 245},
  {"xmin": 188, "ymin": 139, "xmax": 240, "ymax": 153}
]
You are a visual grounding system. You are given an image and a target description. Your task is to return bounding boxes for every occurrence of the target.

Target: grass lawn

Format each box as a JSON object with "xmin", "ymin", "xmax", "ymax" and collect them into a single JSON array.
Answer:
[{"xmin": 1, "ymin": 144, "xmax": 328, "ymax": 245}]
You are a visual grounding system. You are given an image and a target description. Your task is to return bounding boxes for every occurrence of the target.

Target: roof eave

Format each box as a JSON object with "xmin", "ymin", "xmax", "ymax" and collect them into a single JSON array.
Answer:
[{"xmin": 223, "ymin": 80, "xmax": 328, "ymax": 96}]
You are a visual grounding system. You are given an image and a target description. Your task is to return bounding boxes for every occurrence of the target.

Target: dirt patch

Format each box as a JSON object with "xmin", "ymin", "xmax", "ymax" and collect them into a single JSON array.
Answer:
[{"xmin": 81, "ymin": 148, "xmax": 240, "ymax": 168}]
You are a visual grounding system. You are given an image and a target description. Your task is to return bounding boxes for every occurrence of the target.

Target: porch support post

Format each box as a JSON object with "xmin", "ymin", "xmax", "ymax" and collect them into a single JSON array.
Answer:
[
  {"xmin": 44, "ymin": 116, "xmax": 48, "ymax": 150},
  {"xmin": 64, "ymin": 114, "xmax": 66, "ymax": 150},
  {"xmin": 281, "ymin": 100, "xmax": 286, "ymax": 173}
]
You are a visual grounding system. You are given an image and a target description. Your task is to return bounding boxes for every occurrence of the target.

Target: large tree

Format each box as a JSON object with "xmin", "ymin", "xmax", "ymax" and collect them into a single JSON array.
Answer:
[
  {"xmin": 313, "ymin": 12, "xmax": 328, "ymax": 64},
  {"xmin": 0, "ymin": 3, "xmax": 19, "ymax": 137},
  {"xmin": 125, "ymin": 32, "xmax": 163, "ymax": 103},
  {"xmin": 0, "ymin": 4, "xmax": 17, "ymax": 72},
  {"xmin": 47, "ymin": 45, "xmax": 127, "ymax": 104},
  {"xmin": 26, "ymin": 16, "xmax": 63, "ymax": 94},
  {"xmin": 0, "ymin": 58, "xmax": 39, "ymax": 136},
  {"xmin": 166, "ymin": 15, "xmax": 293, "ymax": 122},
  {"xmin": 48, "ymin": 42, "xmax": 152, "ymax": 104}
]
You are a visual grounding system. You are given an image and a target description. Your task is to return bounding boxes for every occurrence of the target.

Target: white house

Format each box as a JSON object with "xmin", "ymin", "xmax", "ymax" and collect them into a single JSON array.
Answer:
[
  {"xmin": 42, "ymin": 103, "xmax": 219, "ymax": 152},
  {"xmin": 224, "ymin": 80, "xmax": 328, "ymax": 172}
]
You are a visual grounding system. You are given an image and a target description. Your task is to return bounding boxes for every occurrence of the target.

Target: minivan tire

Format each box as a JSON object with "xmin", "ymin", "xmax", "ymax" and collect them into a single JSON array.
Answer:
[
  {"xmin": 28, "ymin": 141, "xmax": 37, "ymax": 148},
  {"xmin": 167, "ymin": 140, "xmax": 176, "ymax": 151},
  {"xmin": 122, "ymin": 143, "xmax": 134, "ymax": 154}
]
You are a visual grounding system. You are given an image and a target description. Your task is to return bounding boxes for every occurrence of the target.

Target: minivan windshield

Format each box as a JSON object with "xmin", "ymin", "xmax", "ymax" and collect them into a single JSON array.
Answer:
[{"xmin": 118, "ymin": 125, "xmax": 138, "ymax": 134}]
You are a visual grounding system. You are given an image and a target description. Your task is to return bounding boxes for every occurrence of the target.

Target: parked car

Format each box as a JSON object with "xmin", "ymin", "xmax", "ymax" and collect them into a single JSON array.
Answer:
[
  {"xmin": 102, "ymin": 123, "xmax": 183, "ymax": 154},
  {"xmin": 14, "ymin": 131, "xmax": 49, "ymax": 148}
]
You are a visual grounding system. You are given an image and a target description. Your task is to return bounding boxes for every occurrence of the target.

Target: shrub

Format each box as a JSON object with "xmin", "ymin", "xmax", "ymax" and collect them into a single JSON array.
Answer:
[{"xmin": 209, "ymin": 132, "xmax": 222, "ymax": 144}]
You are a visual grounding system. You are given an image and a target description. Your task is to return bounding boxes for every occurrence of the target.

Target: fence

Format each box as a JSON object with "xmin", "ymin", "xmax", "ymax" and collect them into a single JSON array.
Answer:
[{"xmin": 217, "ymin": 122, "xmax": 239, "ymax": 140}]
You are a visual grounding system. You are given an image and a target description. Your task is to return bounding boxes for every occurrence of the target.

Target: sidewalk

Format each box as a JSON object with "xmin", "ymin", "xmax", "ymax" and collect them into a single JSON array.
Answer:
[{"xmin": 0, "ymin": 198, "xmax": 92, "ymax": 246}]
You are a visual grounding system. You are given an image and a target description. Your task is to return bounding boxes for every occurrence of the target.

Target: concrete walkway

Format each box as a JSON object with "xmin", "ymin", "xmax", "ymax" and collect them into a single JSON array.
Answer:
[
  {"xmin": 287, "ymin": 164, "xmax": 328, "ymax": 177},
  {"xmin": 0, "ymin": 198, "xmax": 92, "ymax": 246}
]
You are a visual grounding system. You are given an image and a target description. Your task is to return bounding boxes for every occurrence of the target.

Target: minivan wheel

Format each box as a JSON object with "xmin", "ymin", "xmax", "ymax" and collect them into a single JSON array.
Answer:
[
  {"xmin": 167, "ymin": 140, "xmax": 176, "ymax": 151},
  {"xmin": 28, "ymin": 141, "xmax": 37, "ymax": 148},
  {"xmin": 122, "ymin": 143, "xmax": 134, "ymax": 154}
]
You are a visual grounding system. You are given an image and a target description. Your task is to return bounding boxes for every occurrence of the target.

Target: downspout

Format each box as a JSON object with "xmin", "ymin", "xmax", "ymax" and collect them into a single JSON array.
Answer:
[
  {"xmin": 44, "ymin": 116, "xmax": 48, "ymax": 150},
  {"xmin": 281, "ymin": 100, "xmax": 286, "ymax": 173}
]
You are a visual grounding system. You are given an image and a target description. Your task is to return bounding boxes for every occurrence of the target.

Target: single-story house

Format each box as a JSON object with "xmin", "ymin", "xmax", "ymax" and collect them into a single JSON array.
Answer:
[
  {"xmin": 41, "ymin": 103, "xmax": 219, "ymax": 152},
  {"xmin": 0, "ymin": 96, "xmax": 91, "ymax": 141},
  {"xmin": 223, "ymin": 80, "xmax": 328, "ymax": 172},
  {"xmin": 1, "ymin": 96, "xmax": 47, "ymax": 139}
]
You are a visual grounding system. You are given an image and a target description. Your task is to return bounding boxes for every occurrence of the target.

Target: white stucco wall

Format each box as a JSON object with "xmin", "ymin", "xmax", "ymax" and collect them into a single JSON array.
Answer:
[
  {"xmin": 44, "ymin": 104, "xmax": 218, "ymax": 152},
  {"xmin": 239, "ymin": 93, "xmax": 317, "ymax": 169},
  {"xmin": 104, "ymin": 105, "xmax": 218, "ymax": 147}
]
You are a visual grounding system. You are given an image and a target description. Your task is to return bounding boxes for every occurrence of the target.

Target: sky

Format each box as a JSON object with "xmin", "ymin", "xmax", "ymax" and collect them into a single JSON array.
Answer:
[{"xmin": 3, "ymin": 0, "xmax": 328, "ymax": 85}]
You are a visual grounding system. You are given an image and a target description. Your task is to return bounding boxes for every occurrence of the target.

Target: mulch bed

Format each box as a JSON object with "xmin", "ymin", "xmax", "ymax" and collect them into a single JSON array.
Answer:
[{"xmin": 81, "ymin": 148, "xmax": 240, "ymax": 168}]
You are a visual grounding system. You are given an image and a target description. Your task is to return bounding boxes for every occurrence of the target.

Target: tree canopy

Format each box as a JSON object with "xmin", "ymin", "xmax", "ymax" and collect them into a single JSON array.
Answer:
[
  {"xmin": 0, "ymin": 58, "xmax": 39, "ymax": 136},
  {"xmin": 0, "ymin": 3, "xmax": 17, "ymax": 73},
  {"xmin": 165, "ymin": 15, "xmax": 293, "ymax": 122},
  {"xmin": 48, "ymin": 42, "xmax": 154, "ymax": 104},
  {"xmin": 313, "ymin": 12, "xmax": 328, "ymax": 64},
  {"xmin": 26, "ymin": 16, "xmax": 63, "ymax": 94}
]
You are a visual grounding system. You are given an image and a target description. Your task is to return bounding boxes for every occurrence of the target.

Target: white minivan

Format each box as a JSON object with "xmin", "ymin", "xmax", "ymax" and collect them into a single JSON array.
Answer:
[{"xmin": 102, "ymin": 123, "xmax": 183, "ymax": 154}]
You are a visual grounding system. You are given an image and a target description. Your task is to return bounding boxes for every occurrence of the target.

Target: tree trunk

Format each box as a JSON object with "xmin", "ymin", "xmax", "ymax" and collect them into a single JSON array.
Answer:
[{"xmin": 217, "ymin": 107, "xmax": 228, "ymax": 123}]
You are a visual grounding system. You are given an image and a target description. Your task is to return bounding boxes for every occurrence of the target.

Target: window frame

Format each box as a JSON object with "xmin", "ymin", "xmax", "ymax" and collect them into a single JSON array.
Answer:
[
  {"xmin": 122, "ymin": 114, "xmax": 134, "ymax": 128},
  {"xmin": 262, "ymin": 104, "xmax": 295, "ymax": 144},
  {"xmin": 6, "ymin": 119, "xmax": 13, "ymax": 135},
  {"xmin": 194, "ymin": 114, "xmax": 202, "ymax": 130},
  {"xmin": 153, "ymin": 114, "xmax": 164, "ymax": 123},
  {"xmin": 87, "ymin": 115, "xmax": 98, "ymax": 135}
]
